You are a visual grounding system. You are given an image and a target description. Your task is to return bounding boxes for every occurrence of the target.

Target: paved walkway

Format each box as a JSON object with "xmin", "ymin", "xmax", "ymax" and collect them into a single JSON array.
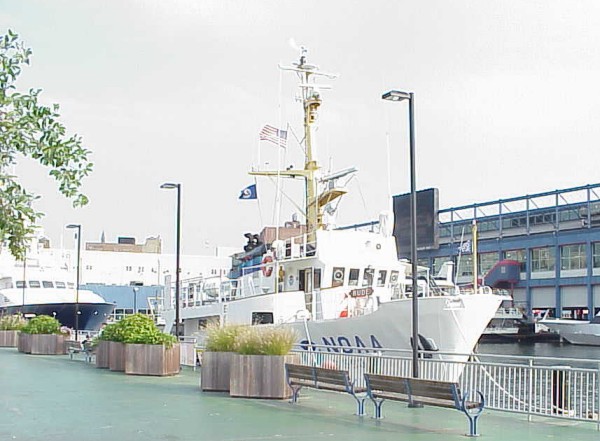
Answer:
[{"xmin": 1, "ymin": 347, "xmax": 598, "ymax": 440}]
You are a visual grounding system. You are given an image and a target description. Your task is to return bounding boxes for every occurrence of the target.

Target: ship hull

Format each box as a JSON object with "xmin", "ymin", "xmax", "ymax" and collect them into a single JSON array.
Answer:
[{"xmin": 0, "ymin": 302, "xmax": 114, "ymax": 331}]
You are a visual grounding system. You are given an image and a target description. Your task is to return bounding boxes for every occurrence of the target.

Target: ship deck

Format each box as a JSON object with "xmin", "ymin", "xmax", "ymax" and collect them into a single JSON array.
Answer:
[{"xmin": 0, "ymin": 347, "xmax": 596, "ymax": 441}]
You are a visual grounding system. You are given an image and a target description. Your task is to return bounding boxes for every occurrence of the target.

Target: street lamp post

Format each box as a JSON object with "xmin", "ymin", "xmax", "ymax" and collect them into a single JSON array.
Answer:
[
  {"xmin": 160, "ymin": 182, "xmax": 182, "ymax": 337},
  {"xmin": 382, "ymin": 90, "xmax": 420, "ymax": 380},
  {"xmin": 66, "ymin": 224, "xmax": 82, "ymax": 341}
]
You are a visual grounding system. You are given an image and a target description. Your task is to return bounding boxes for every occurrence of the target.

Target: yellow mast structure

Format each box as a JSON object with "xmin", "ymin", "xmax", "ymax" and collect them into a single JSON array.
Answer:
[{"xmin": 249, "ymin": 49, "xmax": 338, "ymax": 247}]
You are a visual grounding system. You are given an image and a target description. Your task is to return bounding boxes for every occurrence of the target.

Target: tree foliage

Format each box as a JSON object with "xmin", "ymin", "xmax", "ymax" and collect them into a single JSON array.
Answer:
[{"xmin": 0, "ymin": 29, "xmax": 92, "ymax": 259}]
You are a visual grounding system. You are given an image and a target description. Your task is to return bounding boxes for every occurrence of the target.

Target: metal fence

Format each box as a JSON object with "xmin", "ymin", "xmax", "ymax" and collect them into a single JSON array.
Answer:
[{"xmin": 290, "ymin": 344, "xmax": 600, "ymax": 428}]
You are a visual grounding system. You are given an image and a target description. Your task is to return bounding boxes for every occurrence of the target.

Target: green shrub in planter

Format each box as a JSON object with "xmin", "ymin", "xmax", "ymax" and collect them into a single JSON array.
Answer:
[
  {"xmin": 234, "ymin": 326, "xmax": 297, "ymax": 355},
  {"xmin": 0, "ymin": 314, "xmax": 26, "ymax": 331},
  {"xmin": 97, "ymin": 322, "xmax": 124, "ymax": 342},
  {"xmin": 116, "ymin": 314, "xmax": 177, "ymax": 347},
  {"xmin": 21, "ymin": 315, "xmax": 62, "ymax": 334}
]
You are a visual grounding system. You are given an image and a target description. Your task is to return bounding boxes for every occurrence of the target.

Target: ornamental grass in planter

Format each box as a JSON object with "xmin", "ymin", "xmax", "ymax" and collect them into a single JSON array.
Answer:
[
  {"xmin": 119, "ymin": 314, "xmax": 180, "ymax": 376},
  {"xmin": 201, "ymin": 325, "xmax": 244, "ymax": 392},
  {"xmin": 19, "ymin": 315, "xmax": 66, "ymax": 355},
  {"xmin": 0, "ymin": 314, "xmax": 25, "ymax": 347},
  {"xmin": 229, "ymin": 326, "xmax": 299, "ymax": 399}
]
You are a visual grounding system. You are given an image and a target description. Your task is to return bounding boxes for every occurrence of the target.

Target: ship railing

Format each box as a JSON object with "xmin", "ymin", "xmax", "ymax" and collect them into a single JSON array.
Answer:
[
  {"xmin": 290, "ymin": 343, "xmax": 600, "ymax": 427},
  {"xmin": 276, "ymin": 233, "xmax": 318, "ymax": 261}
]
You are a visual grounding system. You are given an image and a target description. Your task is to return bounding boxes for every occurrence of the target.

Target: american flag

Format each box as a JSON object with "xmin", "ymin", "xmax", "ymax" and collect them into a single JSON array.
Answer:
[{"xmin": 259, "ymin": 124, "xmax": 287, "ymax": 147}]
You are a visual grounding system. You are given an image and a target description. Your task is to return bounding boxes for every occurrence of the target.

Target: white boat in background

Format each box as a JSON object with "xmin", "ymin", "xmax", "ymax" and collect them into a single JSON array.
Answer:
[
  {"xmin": 540, "ymin": 313, "xmax": 600, "ymax": 346},
  {"xmin": 0, "ymin": 249, "xmax": 114, "ymax": 331},
  {"xmin": 161, "ymin": 49, "xmax": 507, "ymax": 363}
]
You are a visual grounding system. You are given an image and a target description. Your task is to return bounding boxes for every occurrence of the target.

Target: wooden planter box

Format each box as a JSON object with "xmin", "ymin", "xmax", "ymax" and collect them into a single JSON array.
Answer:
[
  {"xmin": 125, "ymin": 343, "xmax": 180, "ymax": 376},
  {"xmin": 201, "ymin": 352, "xmax": 233, "ymax": 392},
  {"xmin": 96, "ymin": 340, "xmax": 110, "ymax": 368},
  {"xmin": 230, "ymin": 354, "xmax": 299, "ymax": 399},
  {"xmin": 30, "ymin": 334, "xmax": 66, "ymax": 355},
  {"xmin": 0, "ymin": 330, "xmax": 19, "ymax": 347},
  {"xmin": 109, "ymin": 342, "xmax": 126, "ymax": 372},
  {"xmin": 17, "ymin": 333, "xmax": 32, "ymax": 353}
]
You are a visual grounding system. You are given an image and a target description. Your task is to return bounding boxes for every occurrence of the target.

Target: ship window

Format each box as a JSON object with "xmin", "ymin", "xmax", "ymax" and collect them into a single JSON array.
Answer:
[
  {"xmin": 377, "ymin": 270, "xmax": 387, "ymax": 287},
  {"xmin": 348, "ymin": 268, "xmax": 359, "ymax": 286},
  {"xmin": 29, "ymin": 281, "xmax": 41, "ymax": 288},
  {"xmin": 362, "ymin": 268, "xmax": 374, "ymax": 287},
  {"xmin": 252, "ymin": 312, "xmax": 274, "ymax": 324},
  {"xmin": 55, "ymin": 282, "xmax": 66, "ymax": 289},
  {"xmin": 42, "ymin": 281, "xmax": 54, "ymax": 288},
  {"xmin": 332, "ymin": 267, "xmax": 345, "ymax": 287},
  {"xmin": 16, "ymin": 281, "xmax": 25, "ymax": 289},
  {"xmin": 389, "ymin": 271, "xmax": 399, "ymax": 285}
]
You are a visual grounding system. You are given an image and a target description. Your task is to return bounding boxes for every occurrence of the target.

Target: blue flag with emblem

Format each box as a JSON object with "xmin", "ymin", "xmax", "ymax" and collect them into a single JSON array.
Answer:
[{"xmin": 239, "ymin": 184, "xmax": 257, "ymax": 200}]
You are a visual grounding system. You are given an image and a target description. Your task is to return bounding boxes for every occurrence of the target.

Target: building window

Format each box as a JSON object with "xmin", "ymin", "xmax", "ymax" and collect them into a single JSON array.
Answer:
[
  {"xmin": 457, "ymin": 255, "xmax": 473, "ymax": 277},
  {"xmin": 594, "ymin": 243, "xmax": 600, "ymax": 268},
  {"xmin": 531, "ymin": 247, "xmax": 555, "ymax": 272},
  {"xmin": 561, "ymin": 244, "xmax": 587, "ymax": 270},
  {"xmin": 504, "ymin": 249, "xmax": 526, "ymax": 272},
  {"xmin": 433, "ymin": 257, "xmax": 449, "ymax": 275},
  {"xmin": 478, "ymin": 252, "xmax": 498, "ymax": 276}
]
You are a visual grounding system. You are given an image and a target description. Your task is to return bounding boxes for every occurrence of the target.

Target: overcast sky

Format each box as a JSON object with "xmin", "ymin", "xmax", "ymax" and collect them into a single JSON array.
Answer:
[{"xmin": 3, "ymin": 0, "xmax": 600, "ymax": 255}]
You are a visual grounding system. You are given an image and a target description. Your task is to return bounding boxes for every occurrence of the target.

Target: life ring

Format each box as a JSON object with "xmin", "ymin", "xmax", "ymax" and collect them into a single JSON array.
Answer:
[{"xmin": 262, "ymin": 256, "xmax": 273, "ymax": 277}]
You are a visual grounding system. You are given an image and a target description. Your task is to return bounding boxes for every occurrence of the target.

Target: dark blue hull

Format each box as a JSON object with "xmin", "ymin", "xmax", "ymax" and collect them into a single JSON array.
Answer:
[{"xmin": 1, "ymin": 303, "xmax": 115, "ymax": 331}]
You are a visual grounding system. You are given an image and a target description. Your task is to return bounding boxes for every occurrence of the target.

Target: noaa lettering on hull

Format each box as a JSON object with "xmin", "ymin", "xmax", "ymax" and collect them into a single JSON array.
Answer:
[{"xmin": 160, "ymin": 49, "xmax": 507, "ymax": 366}]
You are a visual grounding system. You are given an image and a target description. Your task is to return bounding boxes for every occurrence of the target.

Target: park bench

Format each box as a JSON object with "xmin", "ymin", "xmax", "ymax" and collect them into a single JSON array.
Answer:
[
  {"xmin": 285, "ymin": 363, "xmax": 367, "ymax": 416},
  {"xmin": 66, "ymin": 340, "xmax": 95, "ymax": 363},
  {"xmin": 364, "ymin": 373, "xmax": 485, "ymax": 437}
]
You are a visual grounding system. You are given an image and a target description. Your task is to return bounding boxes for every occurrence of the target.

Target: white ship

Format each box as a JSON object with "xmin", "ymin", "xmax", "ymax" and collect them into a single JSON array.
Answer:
[
  {"xmin": 0, "ymin": 240, "xmax": 114, "ymax": 331},
  {"xmin": 161, "ymin": 49, "xmax": 506, "ymax": 360}
]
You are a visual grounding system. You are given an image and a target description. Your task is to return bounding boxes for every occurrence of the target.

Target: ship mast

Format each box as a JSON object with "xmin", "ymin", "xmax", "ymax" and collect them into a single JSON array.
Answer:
[{"xmin": 249, "ymin": 48, "xmax": 337, "ymax": 245}]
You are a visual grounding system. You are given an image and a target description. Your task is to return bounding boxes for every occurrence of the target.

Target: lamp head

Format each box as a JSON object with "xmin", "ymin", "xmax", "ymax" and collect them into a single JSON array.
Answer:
[
  {"xmin": 160, "ymin": 183, "xmax": 180, "ymax": 190},
  {"xmin": 66, "ymin": 224, "xmax": 80, "ymax": 230},
  {"xmin": 382, "ymin": 90, "xmax": 411, "ymax": 102}
]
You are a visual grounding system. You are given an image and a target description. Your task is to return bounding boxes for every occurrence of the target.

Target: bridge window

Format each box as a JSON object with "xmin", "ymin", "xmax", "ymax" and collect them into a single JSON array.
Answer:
[
  {"xmin": 42, "ymin": 281, "xmax": 54, "ymax": 288},
  {"xmin": 29, "ymin": 281, "xmax": 41, "ymax": 288},
  {"xmin": 55, "ymin": 282, "xmax": 66, "ymax": 289},
  {"xmin": 561, "ymin": 244, "xmax": 586, "ymax": 270},
  {"xmin": 348, "ymin": 268, "xmax": 359, "ymax": 286},
  {"xmin": 16, "ymin": 281, "xmax": 25, "ymax": 289},
  {"xmin": 531, "ymin": 247, "xmax": 555, "ymax": 272},
  {"xmin": 362, "ymin": 268, "xmax": 374, "ymax": 287},
  {"xmin": 376, "ymin": 270, "xmax": 387, "ymax": 287}
]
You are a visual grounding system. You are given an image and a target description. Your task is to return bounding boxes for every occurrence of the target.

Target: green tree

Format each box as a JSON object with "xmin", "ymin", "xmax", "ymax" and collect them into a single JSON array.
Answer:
[{"xmin": 0, "ymin": 30, "xmax": 92, "ymax": 259}]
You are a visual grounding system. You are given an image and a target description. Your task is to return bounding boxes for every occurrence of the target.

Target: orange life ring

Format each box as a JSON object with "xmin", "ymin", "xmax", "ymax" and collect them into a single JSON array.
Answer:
[{"xmin": 262, "ymin": 256, "xmax": 273, "ymax": 277}]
